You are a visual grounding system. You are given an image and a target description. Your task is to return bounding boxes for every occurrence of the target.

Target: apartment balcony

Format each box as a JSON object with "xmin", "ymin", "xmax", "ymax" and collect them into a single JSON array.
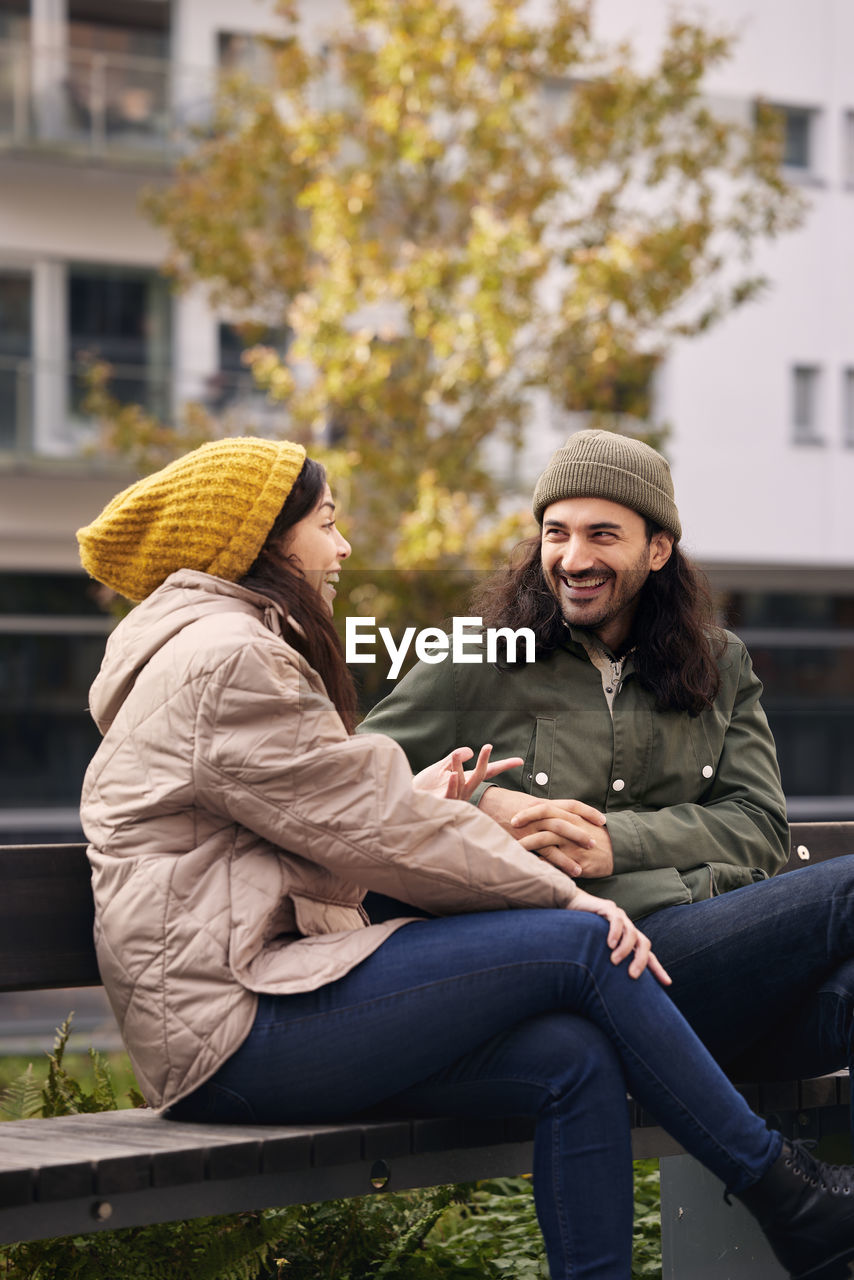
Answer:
[
  {"xmin": 0, "ymin": 351, "xmax": 290, "ymax": 461},
  {"xmin": 0, "ymin": 39, "xmax": 212, "ymax": 167}
]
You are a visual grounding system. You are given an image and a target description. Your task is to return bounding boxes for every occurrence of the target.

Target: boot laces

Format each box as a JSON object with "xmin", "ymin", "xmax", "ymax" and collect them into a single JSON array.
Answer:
[{"xmin": 786, "ymin": 1139, "xmax": 853, "ymax": 1195}]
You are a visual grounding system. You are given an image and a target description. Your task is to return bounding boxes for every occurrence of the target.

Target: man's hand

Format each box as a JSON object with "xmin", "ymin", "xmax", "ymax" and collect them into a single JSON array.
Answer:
[
  {"xmin": 413, "ymin": 745, "xmax": 523, "ymax": 803},
  {"xmin": 478, "ymin": 789, "xmax": 614, "ymax": 879},
  {"xmin": 512, "ymin": 800, "xmax": 614, "ymax": 879}
]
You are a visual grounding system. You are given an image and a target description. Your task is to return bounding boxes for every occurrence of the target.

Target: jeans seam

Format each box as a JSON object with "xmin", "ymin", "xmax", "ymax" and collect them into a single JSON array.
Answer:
[{"xmin": 548, "ymin": 1093, "xmax": 575, "ymax": 1277}]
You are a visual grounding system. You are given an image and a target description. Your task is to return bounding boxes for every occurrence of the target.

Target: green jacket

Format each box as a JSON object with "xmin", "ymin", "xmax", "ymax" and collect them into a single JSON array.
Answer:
[{"xmin": 358, "ymin": 628, "xmax": 789, "ymax": 920}]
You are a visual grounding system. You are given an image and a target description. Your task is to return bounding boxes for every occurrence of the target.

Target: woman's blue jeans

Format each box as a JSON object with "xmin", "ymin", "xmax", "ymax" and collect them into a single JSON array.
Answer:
[{"xmin": 172, "ymin": 910, "xmax": 779, "ymax": 1280}]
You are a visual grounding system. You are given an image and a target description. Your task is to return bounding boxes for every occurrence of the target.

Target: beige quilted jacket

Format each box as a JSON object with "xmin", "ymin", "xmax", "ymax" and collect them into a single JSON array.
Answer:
[{"xmin": 80, "ymin": 571, "xmax": 578, "ymax": 1110}]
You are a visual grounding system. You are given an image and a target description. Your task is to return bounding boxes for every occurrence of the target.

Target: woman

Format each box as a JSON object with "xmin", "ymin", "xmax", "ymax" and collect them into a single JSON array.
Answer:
[{"xmin": 77, "ymin": 437, "xmax": 854, "ymax": 1280}]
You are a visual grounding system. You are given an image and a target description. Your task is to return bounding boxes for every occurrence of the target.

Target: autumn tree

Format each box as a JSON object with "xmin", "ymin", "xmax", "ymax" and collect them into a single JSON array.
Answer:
[{"xmin": 90, "ymin": 0, "xmax": 802, "ymax": 690}]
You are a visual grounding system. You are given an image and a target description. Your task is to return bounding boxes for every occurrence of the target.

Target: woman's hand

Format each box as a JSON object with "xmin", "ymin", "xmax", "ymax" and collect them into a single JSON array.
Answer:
[
  {"xmin": 568, "ymin": 888, "xmax": 672, "ymax": 986},
  {"xmin": 413, "ymin": 745, "xmax": 523, "ymax": 803},
  {"xmin": 510, "ymin": 799, "xmax": 613, "ymax": 878}
]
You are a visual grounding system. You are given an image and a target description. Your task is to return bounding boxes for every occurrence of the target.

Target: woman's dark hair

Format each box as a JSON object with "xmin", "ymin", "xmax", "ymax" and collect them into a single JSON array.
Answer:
[
  {"xmin": 239, "ymin": 457, "xmax": 358, "ymax": 733},
  {"xmin": 471, "ymin": 524, "xmax": 725, "ymax": 716}
]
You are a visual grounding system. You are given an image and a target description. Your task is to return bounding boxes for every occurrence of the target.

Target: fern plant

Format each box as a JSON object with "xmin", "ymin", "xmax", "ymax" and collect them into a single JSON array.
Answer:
[
  {"xmin": 0, "ymin": 1014, "xmax": 144, "ymax": 1120},
  {"xmin": 41, "ymin": 1014, "xmax": 119, "ymax": 1115},
  {"xmin": 0, "ymin": 1212, "xmax": 296, "ymax": 1280},
  {"xmin": 0, "ymin": 1062, "xmax": 43, "ymax": 1120}
]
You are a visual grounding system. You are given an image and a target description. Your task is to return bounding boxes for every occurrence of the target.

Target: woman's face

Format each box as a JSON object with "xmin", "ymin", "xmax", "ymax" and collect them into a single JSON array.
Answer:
[{"xmin": 283, "ymin": 483, "xmax": 351, "ymax": 611}]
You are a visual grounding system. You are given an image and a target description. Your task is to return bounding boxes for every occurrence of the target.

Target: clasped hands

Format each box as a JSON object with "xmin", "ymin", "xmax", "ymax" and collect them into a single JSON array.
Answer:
[
  {"xmin": 478, "ymin": 781, "xmax": 614, "ymax": 880},
  {"xmin": 413, "ymin": 748, "xmax": 613, "ymax": 878}
]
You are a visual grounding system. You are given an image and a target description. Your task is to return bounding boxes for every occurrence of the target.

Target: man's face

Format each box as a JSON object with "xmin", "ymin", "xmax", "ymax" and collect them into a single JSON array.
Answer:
[{"xmin": 540, "ymin": 496, "xmax": 674, "ymax": 651}]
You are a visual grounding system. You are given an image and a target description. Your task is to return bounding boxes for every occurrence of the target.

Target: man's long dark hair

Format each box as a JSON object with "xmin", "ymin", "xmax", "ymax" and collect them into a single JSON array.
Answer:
[
  {"xmin": 471, "ymin": 524, "xmax": 726, "ymax": 716},
  {"xmin": 239, "ymin": 457, "xmax": 358, "ymax": 733}
]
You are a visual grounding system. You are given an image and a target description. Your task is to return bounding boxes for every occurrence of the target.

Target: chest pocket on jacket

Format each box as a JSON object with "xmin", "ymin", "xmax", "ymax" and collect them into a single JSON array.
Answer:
[{"xmin": 522, "ymin": 717, "xmax": 555, "ymax": 796}]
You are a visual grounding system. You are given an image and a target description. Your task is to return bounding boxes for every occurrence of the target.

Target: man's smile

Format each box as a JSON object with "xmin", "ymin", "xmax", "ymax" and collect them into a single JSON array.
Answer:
[{"xmin": 557, "ymin": 571, "xmax": 614, "ymax": 600}]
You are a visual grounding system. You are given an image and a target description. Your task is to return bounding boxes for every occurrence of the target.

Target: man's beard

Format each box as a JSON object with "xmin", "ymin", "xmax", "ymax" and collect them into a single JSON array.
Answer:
[{"xmin": 549, "ymin": 559, "xmax": 651, "ymax": 639}]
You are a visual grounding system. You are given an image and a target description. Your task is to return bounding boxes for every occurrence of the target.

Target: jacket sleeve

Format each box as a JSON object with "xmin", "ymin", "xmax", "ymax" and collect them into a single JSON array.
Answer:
[
  {"xmin": 194, "ymin": 637, "xmax": 577, "ymax": 916},
  {"xmin": 357, "ymin": 654, "xmax": 461, "ymax": 774},
  {"xmin": 606, "ymin": 644, "xmax": 789, "ymax": 881}
]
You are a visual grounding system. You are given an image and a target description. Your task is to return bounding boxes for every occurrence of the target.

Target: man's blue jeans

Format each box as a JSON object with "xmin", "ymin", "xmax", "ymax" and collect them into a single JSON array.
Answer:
[
  {"xmin": 637, "ymin": 857, "xmax": 854, "ymax": 1092},
  {"xmin": 172, "ymin": 910, "xmax": 780, "ymax": 1280}
]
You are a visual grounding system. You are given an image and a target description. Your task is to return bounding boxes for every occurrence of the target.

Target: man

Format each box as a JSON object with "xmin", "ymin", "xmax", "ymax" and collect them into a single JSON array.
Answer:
[{"xmin": 360, "ymin": 429, "xmax": 854, "ymax": 1097}]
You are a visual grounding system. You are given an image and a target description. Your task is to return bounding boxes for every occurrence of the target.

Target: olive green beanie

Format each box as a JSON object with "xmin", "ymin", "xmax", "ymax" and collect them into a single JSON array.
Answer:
[
  {"xmin": 532, "ymin": 429, "xmax": 681, "ymax": 541},
  {"xmin": 77, "ymin": 437, "xmax": 307, "ymax": 601}
]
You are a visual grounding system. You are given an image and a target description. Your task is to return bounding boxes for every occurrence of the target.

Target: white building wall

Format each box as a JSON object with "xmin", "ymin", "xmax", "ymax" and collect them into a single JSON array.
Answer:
[{"xmin": 591, "ymin": 0, "xmax": 854, "ymax": 572}]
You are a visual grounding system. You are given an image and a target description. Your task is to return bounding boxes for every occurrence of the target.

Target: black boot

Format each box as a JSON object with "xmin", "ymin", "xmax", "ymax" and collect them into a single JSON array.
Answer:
[{"xmin": 738, "ymin": 1138, "xmax": 854, "ymax": 1279}]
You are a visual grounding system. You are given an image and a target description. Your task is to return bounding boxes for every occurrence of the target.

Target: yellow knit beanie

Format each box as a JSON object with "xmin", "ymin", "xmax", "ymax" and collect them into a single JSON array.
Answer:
[{"xmin": 77, "ymin": 437, "xmax": 307, "ymax": 601}]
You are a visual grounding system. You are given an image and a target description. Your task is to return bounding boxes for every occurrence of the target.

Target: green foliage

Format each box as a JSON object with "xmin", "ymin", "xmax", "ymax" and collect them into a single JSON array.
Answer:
[
  {"xmin": 249, "ymin": 1185, "xmax": 470, "ymax": 1279},
  {"xmin": 425, "ymin": 1176, "xmax": 548, "ymax": 1278},
  {"xmin": 0, "ymin": 1212, "xmax": 295, "ymax": 1280},
  {"xmin": 632, "ymin": 1167, "xmax": 665, "ymax": 1274},
  {"xmin": 0, "ymin": 1048, "xmax": 140, "ymax": 1111},
  {"xmin": 0, "ymin": 1063, "xmax": 42, "ymax": 1120},
  {"xmin": 40, "ymin": 1015, "xmax": 119, "ymax": 1116},
  {"xmin": 632, "ymin": 1159, "xmax": 663, "ymax": 1279},
  {"xmin": 0, "ymin": 1015, "xmax": 143, "ymax": 1121}
]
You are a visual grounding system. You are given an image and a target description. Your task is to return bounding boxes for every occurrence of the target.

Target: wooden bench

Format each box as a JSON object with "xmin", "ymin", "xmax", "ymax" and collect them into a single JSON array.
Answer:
[{"xmin": 0, "ymin": 824, "xmax": 851, "ymax": 1265}]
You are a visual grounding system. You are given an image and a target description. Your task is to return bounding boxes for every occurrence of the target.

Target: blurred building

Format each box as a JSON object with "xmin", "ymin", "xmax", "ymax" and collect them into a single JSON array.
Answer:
[
  {"xmin": 0, "ymin": 0, "xmax": 851, "ymax": 842},
  {"xmin": 0, "ymin": 0, "xmax": 296, "ymax": 841}
]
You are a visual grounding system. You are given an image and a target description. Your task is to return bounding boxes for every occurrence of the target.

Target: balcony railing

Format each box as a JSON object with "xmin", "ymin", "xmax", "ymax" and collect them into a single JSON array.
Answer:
[
  {"xmin": 0, "ymin": 352, "xmax": 290, "ymax": 458},
  {"xmin": 0, "ymin": 40, "xmax": 214, "ymax": 164}
]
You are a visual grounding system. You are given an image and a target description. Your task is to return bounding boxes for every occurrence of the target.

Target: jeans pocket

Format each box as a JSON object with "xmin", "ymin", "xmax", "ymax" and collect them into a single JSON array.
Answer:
[{"xmin": 168, "ymin": 1080, "xmax": 256, "ymax": 1124}]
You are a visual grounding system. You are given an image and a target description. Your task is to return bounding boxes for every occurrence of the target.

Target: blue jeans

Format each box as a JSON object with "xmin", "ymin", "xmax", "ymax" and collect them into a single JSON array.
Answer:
[
  {"xmin": 637, "ymin": 858, "xmax": 854, "ymax": 1091},
  {"xmin": 171, "ymin": 910, "xmax": 780, "ymax": 1280}
]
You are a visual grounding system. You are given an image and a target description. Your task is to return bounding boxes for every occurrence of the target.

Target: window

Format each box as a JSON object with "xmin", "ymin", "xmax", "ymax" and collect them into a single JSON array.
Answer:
[
  {"xmin": 68, "ymin": 263, "xmax": 171, "ymax": 420},
  {"xmin": 0, "ymin": 269, "xmax": 31, "ymax": 452},
  {"xmin": 210, "ymin": 320, "xmax": 291, "ymax": 413},
  {"xmin": 67, "ymin": 0, "xmax": 170, "ymax": 60},
  {"xmin": 0, "ymin": 0, "xmax": 28, "ymax": 42},
  {"xmin": 792, "ymin": 364, "xmax": 822, "ymax": 444},
  {"xmin": 723, "ymin": 591, "xmax": 854, "ymax": 819},
  {"xmin": 844, "ymin": 111, "xmax": 854, "ymax": 186},
  {"xmin": 844, "ymin": 368, "xmax": 854, "ymax": 447},
  {"xmin": 66, "ymin": 0, "xmax": 171, "ymax": 145},
  {"xmin": 763, "ymin": 103, "xmax": 819, "ymax": 176},
  {"xmin": 781, "ymin": 106, "xmax": 812, "ymax": 168},
  {"xmin": 218, "ymin": 31, "xmax": 286, "ymax": 84}
]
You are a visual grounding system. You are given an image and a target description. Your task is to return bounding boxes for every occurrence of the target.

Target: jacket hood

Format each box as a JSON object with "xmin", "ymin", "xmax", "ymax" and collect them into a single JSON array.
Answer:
[{"xmin": 88, "ymin": 570, "xmax": 281, "ymax": 732}]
